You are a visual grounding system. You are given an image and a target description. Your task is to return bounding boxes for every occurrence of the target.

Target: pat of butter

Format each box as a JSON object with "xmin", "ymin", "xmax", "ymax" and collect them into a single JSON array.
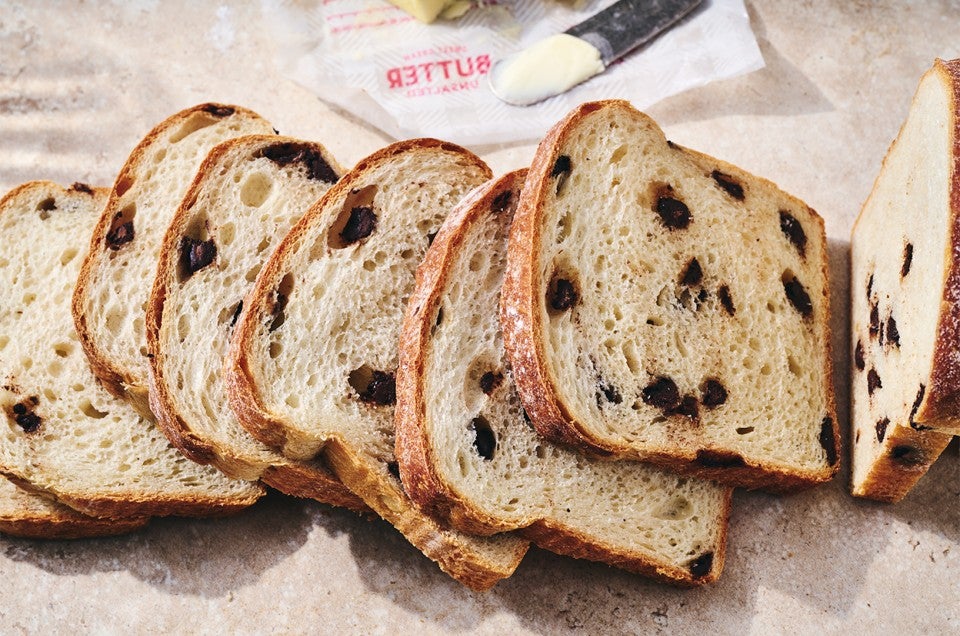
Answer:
[
  {"xmin": 489, "ymin": 34, "xmax": 604, "ymax": 106},
  {"xmin": 388, "ymin": 0, "xmax": 468, "ymax": 23}
]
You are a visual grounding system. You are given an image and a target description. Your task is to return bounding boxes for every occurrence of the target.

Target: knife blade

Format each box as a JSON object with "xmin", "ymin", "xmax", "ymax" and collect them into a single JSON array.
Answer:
[{"xmin": 489, "ymin": 0, "xmax": 703, "ymax": 106}]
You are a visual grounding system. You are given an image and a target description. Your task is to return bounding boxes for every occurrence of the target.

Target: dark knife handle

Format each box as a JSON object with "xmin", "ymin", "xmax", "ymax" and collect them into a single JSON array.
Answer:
[{"xmin": 565, "ymin": 0, "xmax": 703, "ymax": 66}]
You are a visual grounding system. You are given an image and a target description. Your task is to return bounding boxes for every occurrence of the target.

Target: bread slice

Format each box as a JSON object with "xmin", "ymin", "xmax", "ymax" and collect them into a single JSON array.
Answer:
[
  {"xmin": 227, "ymin": 140, "xmax": 528, "ymax": 590},
  {"xmin": 850, "ymin": 59, "xmax": 960, "ymax": 502},
  {"xmin": 0, "ymin": 476, "xmax": 148, "ymax": 539},
  {"xmin": 73, "ymin": 104, "xmax": 276, "ymax": 417},
  {"xmin": 501, "ymin": 100, "xmax": 839, "ymax": 492},
  {"xmin": 0, "ymin": 181, "xmax": 264, "ymax": 518},
  {"xmin": 147, "ymin": 134, "xmax": 366, "ymax": 512},
  {"xmin": 395, "ymin": 170, "xmax": 732, "ymax": 585}
]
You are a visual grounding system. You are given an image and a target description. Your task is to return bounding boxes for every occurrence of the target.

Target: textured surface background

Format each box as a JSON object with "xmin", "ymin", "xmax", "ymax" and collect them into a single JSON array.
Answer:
[{"xmin": 1, "ymin": 1, "xmax": 959, "ymax": 633}]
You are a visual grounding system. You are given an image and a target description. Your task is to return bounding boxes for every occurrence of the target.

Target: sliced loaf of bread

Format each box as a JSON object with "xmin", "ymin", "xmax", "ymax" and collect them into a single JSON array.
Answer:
[
  {"xmin": 850, "ymin": 59, "xmax": 960, "ymax": 502},
  {"xmin": 395, "ymin": 170, "xmax": 732, "ymax": 585},
  {"xmin": 227, "ymin": 140, "xmax": 528, "ymax": 590},
  {"xmin": 147, "ymin": 134, "xmax": 366, "ymax": 512},
  {"xmin": 0, "ymin": 475, "xmax": 148, "ymax": 539},
  {"xmin": 0, "ymin": 181, "xmax": 264, "ymax": 518},
  {"xmin": 501, "ymin": 100, "xmax": 839, "ymax": 491},
  {"xmin": 73, "ymin": 104, "xmax": 276, "ymax": 417}
]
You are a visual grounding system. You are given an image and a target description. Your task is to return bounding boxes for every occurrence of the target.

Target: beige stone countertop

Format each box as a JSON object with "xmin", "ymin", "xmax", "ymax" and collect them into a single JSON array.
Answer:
[{"xmin": 2, "ymin": 1, "xmax": 959, "ymax": 633}]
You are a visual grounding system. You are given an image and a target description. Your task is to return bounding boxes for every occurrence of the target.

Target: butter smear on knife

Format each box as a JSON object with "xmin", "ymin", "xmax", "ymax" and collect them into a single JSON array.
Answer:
[{"xmin": 489, "ymin": 34, "xmax": 604, "ymax": 106}]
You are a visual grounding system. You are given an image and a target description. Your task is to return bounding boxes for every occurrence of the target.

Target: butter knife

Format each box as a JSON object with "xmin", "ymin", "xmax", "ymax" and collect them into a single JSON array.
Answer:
[{"xmin": 489, "ymin": 0, "xmax": 703, "ymax": 106}]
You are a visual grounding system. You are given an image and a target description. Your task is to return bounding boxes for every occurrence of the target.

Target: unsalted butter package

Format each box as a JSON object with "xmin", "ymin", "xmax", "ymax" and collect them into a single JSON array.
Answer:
[{"xmin": 262, "ymin": 0, "xmax": 763, "ymax": 146}]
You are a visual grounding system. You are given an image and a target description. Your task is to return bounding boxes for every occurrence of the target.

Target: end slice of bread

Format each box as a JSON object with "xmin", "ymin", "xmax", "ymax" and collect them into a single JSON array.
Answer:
[
  {"xmin": 227, "ymin": 140, "xmax": 528, "ymax": 590},
  {"xmin": 0, "ymin": 181, "xmax": 264, "ymax": 519},
  {"xmin": 73, "ymin": 104, "xmax": 276, "ymax": 417},
  {"xmin": 850, "ymin": 59, "xmax": 960, "ymax": 502},
  {"xmin": 396, "ymin": 170, "xmax": 732, "ymax": 585},
  {"xmin": 0, "ymin": 475, "xmax": 148, "ymax": 539},
  {"xmin": 147, "ymin": 134, "xmax": 367, "ymax": 513},
  {"xmin": 501, "ymin": 100, "xmax": 839, "ymax": 492}
]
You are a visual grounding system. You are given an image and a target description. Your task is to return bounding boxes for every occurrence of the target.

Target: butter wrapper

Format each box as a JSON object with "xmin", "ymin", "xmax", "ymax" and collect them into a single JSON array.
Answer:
[{"xmin": 262, "ymin": 0, "xmax": 764, "ymax": 146}]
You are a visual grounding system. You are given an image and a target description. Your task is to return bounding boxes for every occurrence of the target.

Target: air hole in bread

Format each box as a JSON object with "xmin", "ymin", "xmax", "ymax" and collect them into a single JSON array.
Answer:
[
  {"xmin": 285, "ymin": 394, "xmax": 300, "ymax": 409},
  {"xmin": 46, "ymin": 361, "xmax": 62, "ymax": 377},
  {"xmin": 609, "ymin": 144, "xmax": 628, "ymax": 164},
  {"xmin": 556, "ymin": 212, "xmax": 573, "ymax": 244},
  {"xmin": 21, "ymin": 292, "xmax": 36, "ymax": 307},
  {"xmin": 546, "ymin": 267, "xmax": 579, "ymax": 315},
  {"xmin": 432, "ymin": 306, "xmax": 444, "ymax": 334},
  {"xmin": 21, "ymin": 357, "xmax": 33, "ymax": 371},
  {"xmin": 79, "ymin": 399, "xmax": 108, "ymax": 420},
  {"xmin": 244, "ymin": 263, "xmax": 263, "ymax": 284},
  {"xmin": 269, "ymin": 273, "xmax": 294, "ymax": 332},
  {"xmin": 491, "ymin": 189, "xmax": 513, "ymax": 214},
  {"xmin": 348, "ymin": 365, "xmax": 396, "ymax": 406},
  {"xmin": 105, "ymin": 203, "xmax": 137, "ymax": 251},
  {"xmin": 646, "ymin": 315, "xmax": 664, "ymax": 327},
  {"xmin": 227, "ymin": 300, "xmax": 243, "ymax": 328},
  {"xmin": 551, "ymin": 155, "xmax": 572, "ymax": 195},
  {"xmin": 268, "ymin": 341, "xmax": 283, "ymax": 358},
  {"xmin": 176, "ymin": 313, "xmax": 191, "ymax": 342},
  {"xmin": 781, "ymin": 270, "xmax": 812, "ymax": 318},
  {"xmin": 219, "ymin": 222, "xmax": 237, "ymax": 248},
  {"xmin": 0, "ymin": 335, "xmax": 8, "ymax": 351},
  {"xmin": 711, "ymin": 170, "xmax": 744, "ymax": 201},
  {"xmin": 653, "ymin": 495, "xmax": 692, "ymax": 520},
  {"xmin": 169, "ymin": 111, "xmax": 221, "ymax": 144},
  {"xmin": 651, "ymin": 182, "xmax": 691, "ymax": 229},
  {"xmin": 240, "ymin": 172, "xmax": 273, "ymax": 208},
  {"xmin": 479, "ymin": 371, "xmax": 503, "ymax": 396},
  {"xmin": 787, "ymin": 355, "xmax": 802, "ymax": 376},
  {"xmin": 469, "ymin": 415, "xmax": 496, "ymax": 460},
  {"xmin": 329, "ymin": 185, "xmax": 378, "ymax": 249},
  {"xmin": 59, "ymin": 248, "xmax": 78, "ymax": 266},
  {"xmin": 115, "ymin": 174, "xmax": 134, "ymax": 198},
  {"xmin": 36, "ymin": 197, "xmax": 56, "ymax": 220}
]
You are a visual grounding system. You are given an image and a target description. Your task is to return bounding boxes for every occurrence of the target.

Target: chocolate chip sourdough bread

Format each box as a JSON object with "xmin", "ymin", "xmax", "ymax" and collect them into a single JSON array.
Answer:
[
  {"xmin": 395, "ymin": 170, "xmax": 732, "ymax": 585},
  {"xmin": 502, "ymin": 100, "xmax": 839, "ymax": 492},
  {"xmin": 0, "ymin": 476, "xmax": 148, "ymax": 539},
  {"xmin": 73, "ymin": 104, "xmax": 275, "ymax": 417},
  {"xmin": 850, "ymin": 59, "xmax": 960, "ymax": 502},
  {"xmin": 146, "ymin": 135, "xmax": 366, "ymax": 512},
  {"xmin": 0, "ymin": 181, "xmax": 264, "ymax": 518},
  {"xmin": 227, "ymin": 140, "xmax": 528, "ymax": 590}
]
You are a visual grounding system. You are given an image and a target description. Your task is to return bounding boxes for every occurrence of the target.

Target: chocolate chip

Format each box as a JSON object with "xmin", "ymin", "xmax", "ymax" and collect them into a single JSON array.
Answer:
[
  {"xmin": 854, "ymin": 339, "xmax": 865, "ymax": 371},
  {"xmin": 886, "ymin": 315, "xmax": 900, "ymax": 348},
  {"xmin": 596, "ymin": 379, "xmax": 622, "ymax": 406},
  {"xmin": 697, "ymin": 288, "xmax": 709, "ymax": 304},
  {"xmin": 667, "ymin": 140, "xmax": 680, "ymax": 150},
  {"xmin": 820, "ymin": 417, "xmax": 837, "ymax": 465},
  {"xmin": 255, "ymin": 142, "xmax": 338, "ymax": 183},
  {"xmin": 680, "ymin": 257, "xmax": 703, "ymax": 286},
  {"xmin": 867, "ymin": 368, "xmax": 881, "ymax": 395},
  {"xmin": 672, "ymin": 395, "xmax": 699, "ymax": 420},
  {"xmin": 269, "ymin": 275, "xmax": 293, "ymax": 332},
  {"xmin": 202, "ymin": 104, "xmax": 235, "ymax": 117},
  {"xmin": 105, "ymin": 221, "xmax": 134, "ymax": 250},
  {"xmin": 711, "ymin": 170, "xmax": 744, "ymax": 200},
  {"xmin": 479, "ymin": 371, "xmax": 503, "ymax": 396},
  {"xmin": 890, "ymin": 445, "xmax": 925, "ymax": 466},
  {"xmin": 700, "ymin": 379, "xmax": 727, "ymax": 408},
  {"xmin": 901, "ymin": 243, "xmax": 913, "ymax": 278},
  {"xmin": 875, "ymin": 417, "xmax": 889, "ymax": 443},
  {"xmin": 470, "ymin": 416, "xmax": 496, "ymax": 460},
  {"xmin": 689, "ymin": 552, "xmax": 714, "ymax": 579},
  {"xmin": 548, "ymin": 276, "xmax": 578, "ymax": 312},
  {"xmin": 642, "ymin": 376, "xmax": 680, "ymax": 410},
  {"xmin": 655, "ymin": 193, "xmax": 691, "ymax": 230},
  {"xmin": 909, "ymin": 384, "xmax": 927, "ymax": 430},
  {"xmin": 695, "ymin": 449, "xmax": 745, "ymax": 468},
  {"xmin": 491, "ymin": 190, "xmax": 512, "ymax": 214},
  {"xmin": 869, "ymin": 304, "xmax": 880, "ymax": 338},
  {"xmin": 551, "ymin": 155, "xmax": 571, "ymax": 195},
  {"xmin": 340, "ymin": 206, "xmax": 377, "ymax": 245},
  {"xmin": 779, "ymin": 211, "xmax": 807, "ymax": 257},
  {"xmin": 783, "ymin": 275, "xmax": 813, "ymax": 318},
  {"xmin": 866, "ymin": 273, "xmax": 874, "ymax": 300},
  {"xmin": 359, "ymin": 371, "xmax": 396, "ymax": 406},
  {"xmin": 717, "ymin": 285, "xmax": 735, "ymax": 316},
  {"xmin": 70, "ymin": 182, "xmax": 94, "ymax": 195},
  {"xmin": 180, "ymin": 237, "xmax": 217, "ymax": 277},
  {"xmin": 229, "ymin": 300, "xmax": 244, "ymax": 328}
]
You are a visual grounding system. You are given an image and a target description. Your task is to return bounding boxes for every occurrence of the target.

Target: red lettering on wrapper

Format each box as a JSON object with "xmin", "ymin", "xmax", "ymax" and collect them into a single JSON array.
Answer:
[{"xmin": 384, "ymin": 55, "xmax": 491, "ymax": 91}]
